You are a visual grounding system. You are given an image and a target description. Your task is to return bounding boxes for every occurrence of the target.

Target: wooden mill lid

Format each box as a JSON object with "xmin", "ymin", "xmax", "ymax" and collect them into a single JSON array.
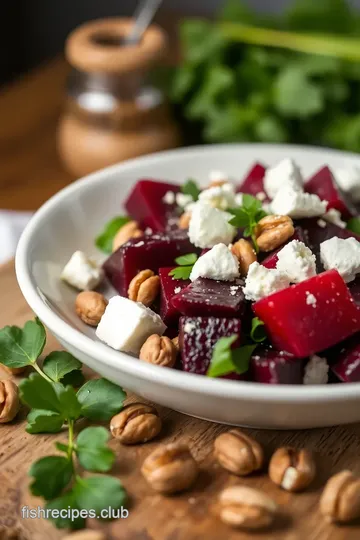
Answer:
[{"xmin": 66, "ymin": 18, "xmax": 167, "ymax": 74}]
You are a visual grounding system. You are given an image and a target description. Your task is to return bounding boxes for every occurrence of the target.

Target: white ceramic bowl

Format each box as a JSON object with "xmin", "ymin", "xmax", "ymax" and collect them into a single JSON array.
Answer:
[{"xmin": 16, "ymin": 144, "xmax": 360, "ymax": 429}]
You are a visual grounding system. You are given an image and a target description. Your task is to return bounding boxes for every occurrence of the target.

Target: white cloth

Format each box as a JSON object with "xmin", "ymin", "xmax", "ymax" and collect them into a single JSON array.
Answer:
[{"xmin": 0, "ymin": 211, "xmax": 33, "ymax": 264}]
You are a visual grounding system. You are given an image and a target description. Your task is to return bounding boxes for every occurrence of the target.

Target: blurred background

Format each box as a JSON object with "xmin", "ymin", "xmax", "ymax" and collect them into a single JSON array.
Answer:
[{"xmin": 2, "ymin": 0, "xmax": 360, "ymax": 261}]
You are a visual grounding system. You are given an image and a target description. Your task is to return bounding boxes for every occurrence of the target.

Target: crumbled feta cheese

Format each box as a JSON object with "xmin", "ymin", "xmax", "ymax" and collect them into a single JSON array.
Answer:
[
  {"xmin": 61, "ymin": 251, "xmax": 104, "ymax": 291},
  {"xmin": 96, "ymin": 296, "xmax": 166, "ymax": 354},
  {"xmin": 276, "ymin": 240, "xmax": 317, "ymax": 283},
  {"xmin": 176, "ymin": 193, "xmax": 194, "ymax": 208},
  {"xmin": 243, "ymin": 262, "xmax": 291, "ymax": 302},
  {"xmin": 333, "ymin": 165, "xmax": 360, "ymax": 202},
  {"xmin": 323, "ymin": 208, "xmax": 346, "ymax": 229},
  {"xmin": 303, "ymin": 355, "xmax": 329, "ymax": 385},
  {"xmin": 174, "ymin": 286, "xmax": 181, "ymax": 294},
  {"xmin": 188, "ymin": 202, "xmax": 236, "ymax": 249},
  {"xmin": 264, "ymin": 158, "xmax": 304, "ymax": 199},
  {"xmin": 209, "ymin": 170, "xmax": 229, "ymax": 183},
  {"xmin": 317, "ymin": 219, "xmax": 327, "ymax": 228},
  {"xmin": 306, "ymin": 292, "xmax": 317, "ymax": 308},
  {"xmin": 162, "ymin": 191, "xmax": 176, "ymax": 205},
  {"xmin": 198, "ymin": 183, "xmax": 236, "ymax": 210},
  {"xmin": 235, "ymin": 193, "xmax": 244, "ymax": 207},
  {"xmin": 190, "ymin": 243, "xmax": 240, "ymax": 282},
  {"xmin": 320, "ymin": 236, "xmax": 360, "ymax": 283},
  {"xmin": 271, "ymin": 185, "xmax": 327, "ymax": 219},
  {"xmin": 256, "ymin": 191, "xmax": 267, "ymax": 201}
]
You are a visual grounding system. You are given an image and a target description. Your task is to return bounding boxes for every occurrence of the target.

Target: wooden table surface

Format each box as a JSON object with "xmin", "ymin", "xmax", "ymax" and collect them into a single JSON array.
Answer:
[{"xmin": 1, "ymin": 60, "xmax": 360, "ymax": 540}]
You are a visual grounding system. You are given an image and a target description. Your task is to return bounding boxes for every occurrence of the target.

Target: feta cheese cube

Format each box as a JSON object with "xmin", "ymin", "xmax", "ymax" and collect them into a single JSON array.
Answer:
[
  {"xmin": 276, "ymin": 240, "xmax": 317, "ymax": 283},
  {"xmin": 320, "ymin": 236, "xmax": 360, "ymax": 283},
  {"xmin": 96, "ymin": 296, "xmax": 166, "ymax": 354},
  {"xmin": 271, "ymin": 185, "xmax": 327, "ymax": 219},
  {"xmin": 264, "ymin": 158, "xmax": 304, "ymax": 199},
  {"xmin": 334, "ymin": 165, "xmax": 360, "ymax": 202},
  {"xmin": 209, "ymin": 170, "xmax": 229, "ymax": 183},
  {"xmin": 162, "ymin": 191, "xmax": 176, "ymax": 205},
  {"xmin": 243, "ymin": 262, "xmax": 291, "ymax": 302},
  {"xmin": 190, "ymin": 243, "xmax": 240, "ymax": 282},
  {"xmin": 176, "ymin": 192, "xmax": 194, "ymax": 209},
  {"xmin": 323, "ymin": 208, "xmax": 346, "ymax": 229},
  {"xmin": 303, "ymin": 355, "xmax": 329, "ymax": 385},
  {"xmin": 198, "ymin": 183, "xmax": 236, "ymax": 211},
  {"xmin": 188, "ymin": 202, "xmax": 236, "ymax": 249},
  {"xmin": 61, "ymin": 251, "xmax": 104, "ymax": 291},
  {"xmin": 235, "ymin": 193, "xmax": 244, "ymax": 207}
]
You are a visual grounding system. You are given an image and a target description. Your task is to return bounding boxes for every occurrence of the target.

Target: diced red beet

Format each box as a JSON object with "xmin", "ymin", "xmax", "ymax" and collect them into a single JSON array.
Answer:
[
  {"xmin": 125, "ymin": 179, "xmax": 181, "ymax": 232},
  {"xmin": 179, "ymin": 316, "xmax": 242, "ymax": 375},
  {"xmin": 261, "ymin": 226, "xmax": 307, "ymax": 269},
  {"xmin": 250, "ymin": 348, "xmax": 304, "ymax": 384},
  {"xmin": 172, "ymin": 278, "xmax": 246, "ymax": 318},
  {"xmin": 103, "ymin": 231, "xmax": 199, "ymax": 297},
  {"xmin": 236, "ymin": 163, "xmax": 267, "ymax": 197},
  {"xmin": 253, "ymin": 270, "xmax": 360, "ymax": 358},
  {"xmin": 349, "ymin": 277, "xmax": 360, "ymax": 306},
  {"xmin": 305, "ymin": 166, "xmax": 356, "ymax": 219},
  {"xmin": 159, "ymin": 267, "xmax": 190, "ymax": 326},
  {"xmin": 331, "ymin": 335, "xmax": 360, "ymax": 382}
]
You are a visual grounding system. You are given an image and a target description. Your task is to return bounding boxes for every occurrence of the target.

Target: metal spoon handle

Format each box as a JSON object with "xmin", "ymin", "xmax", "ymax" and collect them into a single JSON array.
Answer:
[{"xmin": 125, "ymin": 0, "xmax": 163, "ymax": 46}]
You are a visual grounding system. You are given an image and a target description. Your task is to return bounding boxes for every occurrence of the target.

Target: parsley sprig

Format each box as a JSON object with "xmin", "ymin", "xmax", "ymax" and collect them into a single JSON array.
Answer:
[
  {"xmin": 207, "ymin": 317, "xmax": 267, "ymax": 378},
  {"xmin": 228, "ymin": 194, "xmax": 267, "ymax": 252},
  {"xmin": 347, "ymin": 217, "xmax": 360, "ymax": 235},
  {"xmin": 182, "ymin": 179, "xmax": 201, "ymax": 201},
  {"xmin": 0, "ymin": 319, "xmax": 127, "ymax": 529},
  {"xmin": 168, "ymin": 253, "xmax": 198, "ymax": 280},
  {"xmin": 96, "ymin": 215, "xmax": 130, "ymax": 254}
]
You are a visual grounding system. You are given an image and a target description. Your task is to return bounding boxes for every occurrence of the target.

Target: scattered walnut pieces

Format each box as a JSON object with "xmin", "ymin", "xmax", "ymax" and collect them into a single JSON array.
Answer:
[
  {"xmin": 320, "ymin": 470, "xmax": 360, "ymax": 523},
  {"xmin": 112, "ymin": 220, "xmax": 143, "ymax": 252},
  {"xmin": 110, "ymin": 402, "xmax": 161, "ymax": 445},
  {"xmin": 62, "ymin": 531, "xmax": 107, "ymax": 540},
  {"xmin": 178, "ymin": 212, "xmax": 191, "ymax": 230},
  {"xmin": 128, "ymin": 270, "xmax": 160, "ymax": 307},
  {"xmin": 214, "ymin": 429, "xmax": 264, "ymax": 476},
  {"xmin": 231, "ymin": 239, "xmax": 257, "ymax": 277},
  {"xmin": 0, "ymin": 379, "xmax": 20, "ymax": 423},
  {"xmin": 75, "ymin": 291, "xmax": 108, "ymax": 326},
  {"xmin": 269, "ymin": 447, "xmax": 316, "ymax": 492},
  {"xmin": 139, "ymin": 334, "xmax": 177, "ymax": 368},
  {"xmin": 254, "ymin": 214, "xmax": 294, "ymax": 252}
]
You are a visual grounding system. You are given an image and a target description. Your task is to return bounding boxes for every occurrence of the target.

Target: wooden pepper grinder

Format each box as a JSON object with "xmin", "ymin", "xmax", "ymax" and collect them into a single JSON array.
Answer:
[{"xmin": 57, "ymin": 18, "xmax": 180, "ymax": 177}]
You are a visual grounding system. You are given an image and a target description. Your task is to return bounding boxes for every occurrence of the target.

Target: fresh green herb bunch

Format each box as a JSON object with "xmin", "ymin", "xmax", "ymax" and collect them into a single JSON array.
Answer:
[
  {"xmin": 169, "ymin": 0, "xmax": 360, "ymax": 152},
  {"xmin": 0, "ymin": 319, "xmax": 127, "ymax": 530}
]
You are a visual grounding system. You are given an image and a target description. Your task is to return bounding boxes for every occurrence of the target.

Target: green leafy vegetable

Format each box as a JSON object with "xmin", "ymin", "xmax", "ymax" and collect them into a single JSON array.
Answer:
[
  {"xmin": 76, "ymin": 427, "xmax": 115, "ymax": 473},
  {"xmin": 347, "ymin": 217, "xmax": 360, "ymax": 235},
  {"xmin": 73, "ymin": 476, "xmax": 127, "ymax": 514},
  {"xmin": 20, "ymin": 373, "xmax": 63, "ymax": 413},
  {"xmin": 96, "ymin": 216, "xmax": 130, "ymax": 254},
  {"xmin": 0, "ymin": 320, "xmax": 46, "ymax": 369},
  {"xmin": 168, "ymin": 252, "xmax": 199, "ymax": 281},
  {"xmin": 250, "ymin": 317, "xmax": 267, "ymax": 343},
  {"xmin": 42, "ymin": 351, "xmax": 82, "ymax": 383},
  {"xmin": 45, "ymin": 491, "xmax": 85, "ymax": 530},
  {"xmin": 29, "ymin": 456, "xmax": 73, "ymax": 500},
  {"xmin": 26, "ymin": 409, "xmax": 64, "ymax": 434},
  {"xmin": 77, "ymin": 379, "xmax": 126, "ymax": 421},
  {"xmin": 207, "ymin": 335, "xmax": 257, "ymax": 378},
  {"xmin": 229, "ymin": 194, "xmax": 267, "ymax": 251},
  {"xmin": 181, "ymin": 179, "xmax": 201, "ymax": 201}
]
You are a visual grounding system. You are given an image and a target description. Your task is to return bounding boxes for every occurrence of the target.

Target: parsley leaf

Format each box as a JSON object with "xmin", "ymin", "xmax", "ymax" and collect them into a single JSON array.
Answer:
[
  {"xmin": 55, "ymin": 442, "xmax": 69, "ymax": 454},
  {"xmin": 42, "ymin": 351, "xmax": 82, "ymax": 383},
  {"xmin": 60, "ymin": 369, "xmax": 85, "ymax": 388},
  {"xmin": 96, "ymin": 216, "xmax": 130, "ymax": 254},
  {"xmin": 77, "ymin": 379, "xmax": 126, "ymax": 421},
  {"xmin": 347, "ymin": 217, "xmax": 360, "ymax": 235},
  {"xmin": 0, "ymin": 319, "xmax": 46, "ymax": 369},
  {"xmin": 20, "ymin": 373, "xmax": 62, "ymax": 413},
  {"xmin": 74, "ymin": 476, "xmax": 127, "ymax": 515},
  {"xmin": 250, "ymin": 317, "xmax": 267, "ymax": 343},
  {"xmin": 229, "ymin": 194, "xmax": 267, "ymax": 252},
  {"xmin": 45, "ymin": 491, "xmax": 85, "ymax": 530},
  {"xmin": 274, "ymin": 66, "xmax": 324, "ymax": 118},
  {"xmin": 26, "ymin": 409, "xmax": 64, "ymax": 434},
  {"xmin": 76, "ymin": 427, "xmax": 115, "ymax": 473},
  {"xmin": 175, "ymin": 253, "xmax": 198, "ymax": 266},
  {"xmin": 29, "ymin": 456, "xmax": 73, "ymax": 500},
  {"xmin": 57, "ymin": 385, "xmax": 82, "ymax": 421},
  {"xmin": 207, "ymin": 335, "xmax": 257, "ymax": 378},
  {"xmin": 182, "ymin": 179, "xmax": 201, "ymax": 201}
]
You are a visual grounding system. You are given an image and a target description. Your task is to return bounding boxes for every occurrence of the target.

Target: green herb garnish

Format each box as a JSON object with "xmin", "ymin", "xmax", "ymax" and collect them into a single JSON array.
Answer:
[
  {"xmin": 182, "ymin": 179, "xmax": 201, "ymax": 201},
  {"xmin": 228, "ymin": 194, "xmax": 267, "ymax": 252},
  {"xmin": 207, "ymin": 335, "xmax": 257, "ymax": 378},
  {"xmin": 347, "ymin": 217, "xmax": 360, "ymax": 235},
  {"xmin": 168, "ymin": 252, "xmax": 198, "ymax": 280},
  {"xmin": 250, "ymin": 317, "xmax": 267, "ymax": 343},
  {"xmin": 0, "ymin": 319, "xmax": 127, "ymax": 530},
  {"xmin": 96, "ymin": 216, "xmax": 130, "ymax": 254}
]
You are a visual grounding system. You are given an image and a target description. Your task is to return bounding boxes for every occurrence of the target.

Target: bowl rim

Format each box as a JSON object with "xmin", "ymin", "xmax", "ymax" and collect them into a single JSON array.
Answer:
[{"xmin": 15, "ymin": 142, "xmax": 360, "ymax": 403}]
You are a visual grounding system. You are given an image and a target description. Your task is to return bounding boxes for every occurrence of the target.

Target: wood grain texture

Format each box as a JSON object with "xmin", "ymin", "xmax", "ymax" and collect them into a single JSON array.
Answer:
[{"xmin": 1, "ymin": 263, "xmax": 360, "ymax": 540}]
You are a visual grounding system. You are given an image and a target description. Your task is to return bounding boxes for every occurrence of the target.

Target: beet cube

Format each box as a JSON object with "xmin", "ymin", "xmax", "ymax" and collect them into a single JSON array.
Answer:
[
  {"xmin": 250, "ymin": 348, "xmax": 304, "ymax": 384},
  {"xmin": 253, "ymin": 270, "xmax": 360, "ymax": 358},
  {"xmin": 125, "ymin": 179, "xmax": 181, "ymax": 232},
  {"xmin": 305, "ymin": 166, "xmax": 356, "ymax": 219},
  {"xmin": 103, "ymin": 231, "xmax": 199, "ymax": 296},
  {"xmin": 331, "ymin": 335, "xmax": 360, "ymax": 382},
  {"xmin": 261, "ymin": 226, "xmax": 306, "ymax": 269},
  {"xmin": 349, "ymin": 277, "xmax": 360, "ymax": 306},
  {"xmin": 236, "ymin": 163, "xmax": 267, "ymax": 197},
  {"xmin": 159, "ymin": 267, "xmax": 189, "ymax": 326},
  {"xmin": 172, "ymin": 278, "xmax": 246, "ymax": 318},
  {"xmin": 179, "ymin": 316, "xmax": 242, "ymax": 375}
]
